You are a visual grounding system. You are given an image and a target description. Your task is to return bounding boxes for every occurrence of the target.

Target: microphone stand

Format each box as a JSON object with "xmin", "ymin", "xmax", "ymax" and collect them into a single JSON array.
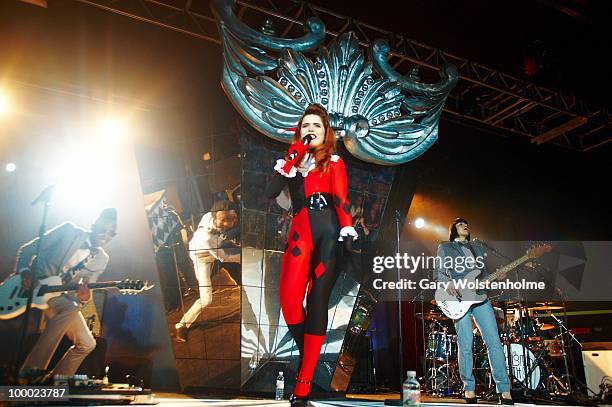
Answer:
[
  {"xmin": 15, "ymin": 184, "xmax": 55, "ymax": 380},
  {"xmin": 385, "ymin": 210, "xmax": 404, "ymax": 405},
  {"xmin": 163, "ymin": 203, "xmax": 193, "ymax": 298},
  {"xmin": 551, "ymin": 288, "xmax": 598, "ymax": 402}
]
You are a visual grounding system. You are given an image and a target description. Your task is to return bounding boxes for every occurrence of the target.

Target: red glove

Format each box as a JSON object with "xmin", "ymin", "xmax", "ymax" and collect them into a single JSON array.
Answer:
[{"xmin": 282, "ymin": 140, "xmax": 309, "ymax": 173}]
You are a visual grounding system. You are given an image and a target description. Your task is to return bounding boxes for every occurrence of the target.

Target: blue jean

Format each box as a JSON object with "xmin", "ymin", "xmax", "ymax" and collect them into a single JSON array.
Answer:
[{"xmin": 454, "ymin": 300, "xmax": 510, "ymax": 392}]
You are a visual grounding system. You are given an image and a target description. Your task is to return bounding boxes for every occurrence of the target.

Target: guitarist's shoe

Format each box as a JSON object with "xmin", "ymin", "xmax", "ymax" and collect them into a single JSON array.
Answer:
[
  {"xmin": 464, "ymin": 390, "xmax": 477, "ymax": 404},
  {"xmin": 174, "ymin": 326, "xmax": 188, "ymax": 343},
  {"xmin": 18, "ymin": 368, "xmax": 53, "ymax": 385},
  {"xmin": 499, "ymin": 392, "xmax": 514, "ymax": 405}
]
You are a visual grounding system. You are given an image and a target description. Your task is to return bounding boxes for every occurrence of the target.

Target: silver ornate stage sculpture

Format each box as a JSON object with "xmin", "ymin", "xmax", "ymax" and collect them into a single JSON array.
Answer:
[{"xmin": 212, "ymin": 0, "xmax": 458, "ymax": 165}]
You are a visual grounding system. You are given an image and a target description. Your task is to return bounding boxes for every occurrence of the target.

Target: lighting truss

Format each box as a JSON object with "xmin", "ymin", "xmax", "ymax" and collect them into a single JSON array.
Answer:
[{"xmin": 72, "ymin": 0, "xmax": 612, "ymax": 151}]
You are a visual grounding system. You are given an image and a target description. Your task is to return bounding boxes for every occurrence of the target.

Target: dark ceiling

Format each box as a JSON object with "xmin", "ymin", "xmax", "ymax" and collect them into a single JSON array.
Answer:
[
  {"xmin": 306, "ymin": 0, "xmax": 612, "ymax": 107},
  {"xmin": 1, "ymin": 0, "xmax": 610, "ymax": 108}
]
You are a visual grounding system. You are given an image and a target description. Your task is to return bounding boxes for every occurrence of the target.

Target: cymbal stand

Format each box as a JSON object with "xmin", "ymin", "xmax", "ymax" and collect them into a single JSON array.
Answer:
[
  {"xmin": 550, "ymin": 311, "xmax": 597, "ymax": 397},
  {"xmin": 553, "ymin": 288, "xmax": 600, "ymax": 401},
  {"xmin": 549, "ymin": 312, "xmax": 573, "ymax": 395}
]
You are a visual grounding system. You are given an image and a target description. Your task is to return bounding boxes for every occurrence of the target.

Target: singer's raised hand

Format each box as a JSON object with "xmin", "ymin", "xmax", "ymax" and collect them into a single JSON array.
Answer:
[{"xmin": 282, "ymin": 140, "xmax": 309, "ymax": 173}]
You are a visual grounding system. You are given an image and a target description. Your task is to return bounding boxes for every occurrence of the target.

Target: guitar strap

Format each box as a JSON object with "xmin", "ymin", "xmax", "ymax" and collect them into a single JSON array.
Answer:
[
  {"xmin": 61, "ymin": 256, "xmax": 89, "ymax": 284},
  {"xmin": 465, "ymin": 242, "xmax": 488, "ymax": 295},
  {"xmin": 465, "ymin": 242, "xmax": 479, "ymax": 259}
]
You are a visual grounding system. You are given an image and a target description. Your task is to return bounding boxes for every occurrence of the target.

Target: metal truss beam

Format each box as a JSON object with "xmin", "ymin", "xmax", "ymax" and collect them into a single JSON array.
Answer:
[{"xmin": 71, "ymin": 0, "xmax": 611, "ymax": 151}]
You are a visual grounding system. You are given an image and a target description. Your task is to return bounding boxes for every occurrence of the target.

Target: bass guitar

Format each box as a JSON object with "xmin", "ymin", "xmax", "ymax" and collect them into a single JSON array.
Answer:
[{"xmin": 435, "ymin": 244, "xmax": 551, "ymax": 319}]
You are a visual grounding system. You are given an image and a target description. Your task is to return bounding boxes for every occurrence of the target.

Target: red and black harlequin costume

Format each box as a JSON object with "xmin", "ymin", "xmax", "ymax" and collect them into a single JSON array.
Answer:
[{"xmin": 265, "ymin": 140, "xmax": 357, "ymax": 401}]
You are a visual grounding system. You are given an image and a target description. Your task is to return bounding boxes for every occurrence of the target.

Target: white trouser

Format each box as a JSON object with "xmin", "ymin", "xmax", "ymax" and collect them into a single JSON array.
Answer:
[
  {"xmin": 176, "ymin": 257, "xmax": 213, "ymax": 329},
  {"xmin": 21, "ymin": 295, "xmax": 96, "ymax": 376}
]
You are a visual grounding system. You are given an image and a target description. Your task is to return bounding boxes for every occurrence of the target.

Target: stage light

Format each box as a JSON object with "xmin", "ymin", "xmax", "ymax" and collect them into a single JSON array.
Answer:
[
  {"xmin": 0, "ymin": 90, "xmax": 9, "ymax": 116},
  {"xmin": 51, "ymin": 141, "xmax": 122, "ymax": 209},
  {"xmin": 5, "ymin": 162, "xmax": 16, "ymax": 172},
  {"xmin": 415, "ymin": 218, "xmax": 425, "ymax": 229},
  {"xmin": 95, "ymin": 117, "xmax": 127, "ymax": 142},
  {"xmin": 18, "ymin": 0, "xmax": 48, "ymax": 7},
  {"xmin": 433, "ymin": 225, "xmax": 448, "ymax": 238}
]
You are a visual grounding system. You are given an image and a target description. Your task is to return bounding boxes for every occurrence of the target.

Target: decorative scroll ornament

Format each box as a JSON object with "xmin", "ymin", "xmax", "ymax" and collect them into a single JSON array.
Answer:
[{"xmin": 212, "ymin": 0, "xmax": 458, "ymax": 165}]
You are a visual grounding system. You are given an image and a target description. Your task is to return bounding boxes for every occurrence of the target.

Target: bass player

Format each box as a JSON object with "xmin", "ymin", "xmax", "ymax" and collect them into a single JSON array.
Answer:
[{"xmin": 435, "ymin": 218, "xmax": 513, "ymax": 405}]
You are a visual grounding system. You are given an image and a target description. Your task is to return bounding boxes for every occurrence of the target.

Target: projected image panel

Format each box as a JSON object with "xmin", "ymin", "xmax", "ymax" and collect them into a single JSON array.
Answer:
[{"xmin": 140, "ymin": 131, "xmax": 243, "ymax": 390}]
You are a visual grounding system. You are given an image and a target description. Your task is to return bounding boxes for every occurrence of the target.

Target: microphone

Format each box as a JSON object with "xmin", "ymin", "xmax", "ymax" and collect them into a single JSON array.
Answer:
[
  {"xmin": 302, "ymin": 134, "xmax": 314, "ymax": 144},
  {"xmin": 472, "ymin": 238, "xmax": 490, "ymax": 248},
  {"xmin": 287, "ymin": 134, "xmax": 314, "ymax": 161},
  {"xmin": 31, "ymin": 183, "xmax": 56, "ymax": 206}
]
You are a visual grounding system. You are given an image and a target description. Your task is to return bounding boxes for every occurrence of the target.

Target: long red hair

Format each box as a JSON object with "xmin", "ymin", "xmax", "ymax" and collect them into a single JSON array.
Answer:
[{"xmin": 292, "ymin": 104, "xmax": 336, "ymax": 173}]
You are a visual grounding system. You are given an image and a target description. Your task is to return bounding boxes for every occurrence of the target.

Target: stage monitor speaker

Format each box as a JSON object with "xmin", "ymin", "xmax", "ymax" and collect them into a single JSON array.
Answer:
[{"xmin": 582, "ymin": 349, "xmax": 612, "ymax": 393}]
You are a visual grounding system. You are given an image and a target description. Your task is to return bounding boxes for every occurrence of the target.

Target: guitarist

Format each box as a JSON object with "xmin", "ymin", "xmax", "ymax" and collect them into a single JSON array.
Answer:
[
  {"xmin": 435, "ymin": 218, "xmax": 513, "ymax": 405},
  {"xmin": 16, "ymin": 208, "xmax": 117, "ymax": 380},
  {"xmin": 173, "ymin": 200, "xmax": 240, "ymax": 342}
]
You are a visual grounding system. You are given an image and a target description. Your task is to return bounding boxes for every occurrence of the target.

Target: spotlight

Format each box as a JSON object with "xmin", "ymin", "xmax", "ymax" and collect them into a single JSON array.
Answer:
[
  {"xmin": 5, "ymin": 162, "xmax": 17, "ymax": 172},
  {"xmin": 96, "ymin": 118, "xmax": 126, "ymax": 142},
  {"xmin": 414, "ymin": 218, "xmax": 425, "ymax": 229}
]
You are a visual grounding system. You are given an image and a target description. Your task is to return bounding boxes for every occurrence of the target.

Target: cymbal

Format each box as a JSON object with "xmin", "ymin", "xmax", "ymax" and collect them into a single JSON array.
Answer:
[
  {"xmin": 538, "ymin": 323, "xmax": 555, "ymax": 331},
  {"xmin": 529, "ymin": 305, "xmax": 563, "ymax": 311},
  {"xmin": 416, "ymin": 311, "xmax": 449, "ymax": 321}
]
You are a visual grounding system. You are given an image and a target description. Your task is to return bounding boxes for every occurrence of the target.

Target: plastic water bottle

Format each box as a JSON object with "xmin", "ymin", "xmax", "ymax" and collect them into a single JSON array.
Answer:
[
  {"xmin": 275, "ymin": 371, "xmax": 284, "ymax": 400},
  {"xmin": 402, "ymin": 370, "xmax": 420, "ymax": 406}
]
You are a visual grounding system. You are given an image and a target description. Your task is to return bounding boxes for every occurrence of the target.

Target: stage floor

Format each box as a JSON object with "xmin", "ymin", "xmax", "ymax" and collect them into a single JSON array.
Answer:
[{"xmin": 151, "ymin": 393, "xmax": 588, "ymax": 406}]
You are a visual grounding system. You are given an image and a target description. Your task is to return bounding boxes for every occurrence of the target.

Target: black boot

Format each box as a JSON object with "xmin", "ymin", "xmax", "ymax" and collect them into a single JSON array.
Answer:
[
  {"xmin": 499, "ymin": 393, "xmax": 514, "ymax": 405},
  {"xmin": 289, "ymin": 393, "xmax": 309, "ymax": 406},
  {"xmin": 464, "ymin": 391, "xmax": 477, "ymax": 404}
]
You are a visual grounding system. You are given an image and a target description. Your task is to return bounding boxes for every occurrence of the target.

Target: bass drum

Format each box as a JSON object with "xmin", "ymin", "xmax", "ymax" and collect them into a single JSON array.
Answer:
[{"xmin": 504, "ymin": 343, "xmax": 542, "ymax": 390}]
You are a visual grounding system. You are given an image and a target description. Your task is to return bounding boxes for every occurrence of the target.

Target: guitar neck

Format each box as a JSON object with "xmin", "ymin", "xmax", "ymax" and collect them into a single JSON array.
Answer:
[
  {"xmin": 483, "ymin": 254, "xmax": 530, "ymax": 283},
  {"xmin": 42, "ymin": 281, "xmax": 120, "ymax": 294}
]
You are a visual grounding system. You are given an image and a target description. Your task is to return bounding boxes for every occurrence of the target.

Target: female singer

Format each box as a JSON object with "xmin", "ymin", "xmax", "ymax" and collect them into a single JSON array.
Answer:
[{"xmin": 265, "ymin": 104, "xmax": 357, "ymax": 405}]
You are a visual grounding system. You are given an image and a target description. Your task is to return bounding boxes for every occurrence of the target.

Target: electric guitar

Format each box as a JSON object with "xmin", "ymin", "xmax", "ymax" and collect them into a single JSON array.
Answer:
[
  {"xmin": 0, "ymin": 273, "xmax": 154, "ymax": 320},
  {"xmin": 435, "ymin": 244, "xmax": 552, "ymax": 320}
]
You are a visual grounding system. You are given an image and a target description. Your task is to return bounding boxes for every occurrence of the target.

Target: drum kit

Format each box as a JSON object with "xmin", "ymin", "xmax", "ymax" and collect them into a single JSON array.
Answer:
[{"xmin": 419, "ymin": 301, "xmax": 578, "ymax": 400}]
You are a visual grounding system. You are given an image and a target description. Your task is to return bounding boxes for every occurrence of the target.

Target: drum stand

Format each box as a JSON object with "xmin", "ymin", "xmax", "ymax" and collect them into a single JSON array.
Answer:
[
  {"xmin": 424, "ymin": 321, "xmax": 460, "ymax": 397},
  {"xmin": 424, "ymin": 322, "xmax": 443, "ymax": 396},
  {"xmin": 425, "ymin": 354, "xmax": 457, "ymax": 397}
]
